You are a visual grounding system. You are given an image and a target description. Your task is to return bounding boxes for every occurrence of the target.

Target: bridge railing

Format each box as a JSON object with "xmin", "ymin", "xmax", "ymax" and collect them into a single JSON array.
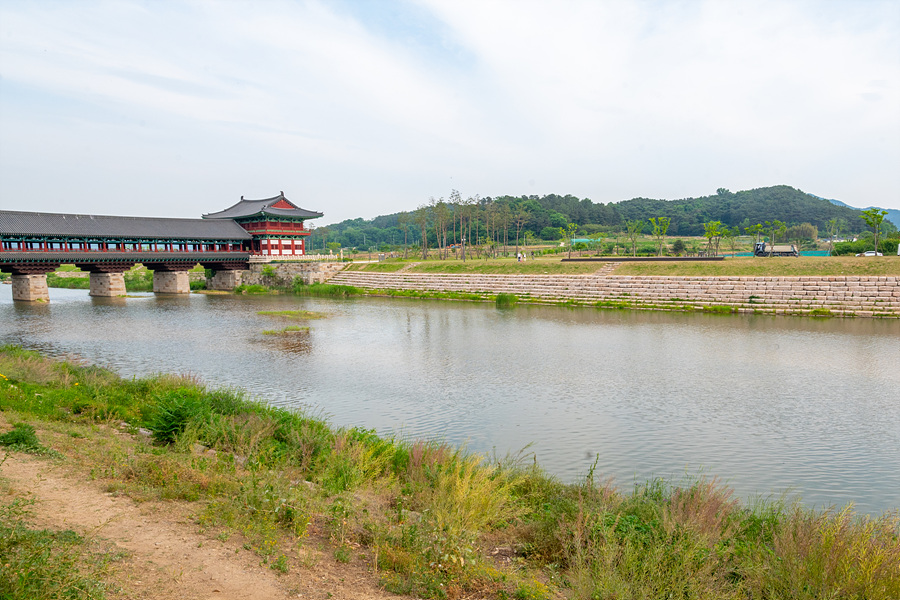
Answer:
[{"xmin": 248, "ymin": 254, "xmax": 344, "ymax": 263}]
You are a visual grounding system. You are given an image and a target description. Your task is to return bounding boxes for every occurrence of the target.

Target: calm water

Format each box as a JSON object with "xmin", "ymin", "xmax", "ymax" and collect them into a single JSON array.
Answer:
[{"xmin": 2, "ymin": 286, "xmax": 899, "ymax": 514}]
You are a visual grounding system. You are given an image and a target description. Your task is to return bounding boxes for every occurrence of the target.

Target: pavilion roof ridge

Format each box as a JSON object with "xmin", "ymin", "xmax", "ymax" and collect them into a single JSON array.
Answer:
[{"xmin": 202, "ymin": 191, "xmax": 323, "ymax": 220}]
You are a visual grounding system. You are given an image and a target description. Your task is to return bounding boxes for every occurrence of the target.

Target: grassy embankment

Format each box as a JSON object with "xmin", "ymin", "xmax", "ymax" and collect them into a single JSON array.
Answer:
[
  {"xmin": 338, "ymin": 256, "xmax": 900, "ymax": 312},
  {"xmin": 1, "ymin": 346, "xmax": 898, "ymax": 600},
  {"xmin": 348, "ymin": 255, "xmax": 900, "ymax": 277}
]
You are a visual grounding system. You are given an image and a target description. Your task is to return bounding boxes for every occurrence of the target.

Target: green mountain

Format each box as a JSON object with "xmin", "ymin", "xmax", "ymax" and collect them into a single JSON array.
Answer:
[
  {"xmin": 823, "ymin": 197, "xmax": 900, "ymax": 230},
  {"xmin": 612, "ymin": 185, "xmax": 865, "ymax": 237}
]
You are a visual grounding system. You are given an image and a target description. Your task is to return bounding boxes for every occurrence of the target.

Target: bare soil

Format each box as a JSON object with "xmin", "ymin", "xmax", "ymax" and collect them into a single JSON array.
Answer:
[{"xmin": 0, "ymin": 421, "xmax": 405, "ymax": 600}]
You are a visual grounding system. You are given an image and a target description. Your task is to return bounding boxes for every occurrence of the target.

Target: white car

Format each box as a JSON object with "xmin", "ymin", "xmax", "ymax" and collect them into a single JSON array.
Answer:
[{"xmin": 855, "ymin": 251, "xmax": 883, "ymax": 256}]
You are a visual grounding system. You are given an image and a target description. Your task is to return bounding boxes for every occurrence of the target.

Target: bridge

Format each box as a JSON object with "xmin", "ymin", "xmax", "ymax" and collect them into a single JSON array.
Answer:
[{"xmin": 0, "ymin": 193, "xmax": 322, "ymax": 301}]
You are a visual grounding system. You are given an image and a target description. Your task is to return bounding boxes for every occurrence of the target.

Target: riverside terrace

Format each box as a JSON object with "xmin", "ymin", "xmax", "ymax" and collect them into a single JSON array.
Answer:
[{"xmin": 0, "ymin": 193, "xmax": 323, "ymax": 301}]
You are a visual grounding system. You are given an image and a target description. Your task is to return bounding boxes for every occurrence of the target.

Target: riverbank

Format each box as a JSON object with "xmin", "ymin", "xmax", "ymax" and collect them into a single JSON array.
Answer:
[
  {"xmin": 245, "ymin": 256, "xmax": 900, "ymax": 317},
  {"xmin": 328, "ymin": 270, "xmax": 900, "ymax": 317},
  {"xmin": 342, "ymin": 256, "xmax": 900, "ymax": 277},
  {"xmin": 1, "ymin": 346, "xmax": 898, "ymax": 599}
]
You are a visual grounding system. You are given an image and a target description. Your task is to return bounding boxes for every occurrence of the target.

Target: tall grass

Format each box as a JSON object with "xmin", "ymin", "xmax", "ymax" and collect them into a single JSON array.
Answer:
[
  {"xmin": 291, "ymin": 277, "xmax": 360, "ymax": 296},
  {"xmin": 495, "ymin": 293, "xmax": 518, "ymax": 308}
]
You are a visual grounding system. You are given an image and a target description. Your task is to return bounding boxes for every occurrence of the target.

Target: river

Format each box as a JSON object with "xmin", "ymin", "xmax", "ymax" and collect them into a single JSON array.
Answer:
[{"xmin": 2, "ymin": 286, "xmax": 898, "ymax": 514}]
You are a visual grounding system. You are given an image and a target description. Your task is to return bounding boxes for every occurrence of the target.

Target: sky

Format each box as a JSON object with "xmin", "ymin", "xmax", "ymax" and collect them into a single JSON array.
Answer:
[{"xmin": 1, "ymin": 0, "xmax": 898, "ymax": 225}]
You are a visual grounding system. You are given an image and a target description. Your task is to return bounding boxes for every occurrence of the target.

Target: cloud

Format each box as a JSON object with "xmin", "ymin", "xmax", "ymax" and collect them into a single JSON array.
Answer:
[{"xmin": 0, "ymin": 0, "xmax": 898, "ymax": 221}]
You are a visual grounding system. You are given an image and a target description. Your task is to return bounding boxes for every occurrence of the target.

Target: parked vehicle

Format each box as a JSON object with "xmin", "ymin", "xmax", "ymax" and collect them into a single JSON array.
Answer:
[
  {"xmin": 754, "ymin": 242, "xmax": 798, "ymax": 257},
  {"xmin": 855, "ymin": 250, "xmax": 883, "ymax": 257}
]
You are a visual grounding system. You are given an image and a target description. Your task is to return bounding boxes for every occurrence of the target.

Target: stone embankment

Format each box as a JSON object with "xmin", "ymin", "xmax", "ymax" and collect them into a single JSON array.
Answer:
[
  {"xmin": 243, "ymin": 261, "xmax": 347, "ymax": 286},
  {"xmin": 328, "ymin": 267, "xmax": 900, "ymax": 317}
]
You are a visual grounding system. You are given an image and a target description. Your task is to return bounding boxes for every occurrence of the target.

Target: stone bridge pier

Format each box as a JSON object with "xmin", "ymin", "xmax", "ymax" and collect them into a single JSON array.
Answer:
[
  {"xmin": 202, "ymin": 261, "xmax": 248, "ymax": 291},
  {"xmin": 147, "ymin": 263, "xmax": 194, "ymax": 294},
  {"xmin": 4, "ymin": 264, "xmax": 58, "ymax": 302},
  {"xmin": 78, "ymin": 263, "xmax": 135, "ymax": 297},
  {"xmin": 207, "ymin": 268, "xmax": 243, "ymax": 290}
]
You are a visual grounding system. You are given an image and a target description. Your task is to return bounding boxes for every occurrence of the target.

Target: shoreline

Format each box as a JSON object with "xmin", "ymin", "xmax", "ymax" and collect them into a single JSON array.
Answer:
[{"xmin": 326, "ymin": 271, "xmax": 900, "ymax": 318}]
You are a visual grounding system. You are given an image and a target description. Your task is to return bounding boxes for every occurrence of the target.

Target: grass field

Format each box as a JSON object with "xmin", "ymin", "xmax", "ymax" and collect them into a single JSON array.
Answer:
[
  {"xmin": 347, "ymin": 255, "xmax": 900, "ymax": 277},
  {"xmin": 613, "ymin": 256, "xmax": 900, "ymax": 277},
  {"xmin": 348, "ymin": 257, "xmax": 604, "ymax": 275}
]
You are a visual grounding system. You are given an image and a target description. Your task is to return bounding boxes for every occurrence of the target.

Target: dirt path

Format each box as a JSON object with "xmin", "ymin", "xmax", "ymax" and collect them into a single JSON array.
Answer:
[{"xmin": 1, "ymin": 451, "xmax": 397, "ymax": 600}]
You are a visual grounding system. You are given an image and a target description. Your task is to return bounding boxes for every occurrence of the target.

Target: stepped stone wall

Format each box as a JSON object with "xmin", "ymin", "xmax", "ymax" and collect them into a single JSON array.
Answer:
[{"xmin": 326, "ymin": 270, "xmax": 900, "ymax": 317}]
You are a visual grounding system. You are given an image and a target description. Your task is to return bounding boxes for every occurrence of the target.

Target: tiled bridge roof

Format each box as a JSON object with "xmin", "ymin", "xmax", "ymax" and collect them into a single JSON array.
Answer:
[{"xmin": 0, "ymin": 210, "xmax": 252, "ymax": 240}]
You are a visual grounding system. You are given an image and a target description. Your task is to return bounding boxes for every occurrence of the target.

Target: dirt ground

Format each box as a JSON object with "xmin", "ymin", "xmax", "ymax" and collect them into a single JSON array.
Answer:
[{"xmin": 1, "ymin": 449, "xmax": 405, "ymax": 600}]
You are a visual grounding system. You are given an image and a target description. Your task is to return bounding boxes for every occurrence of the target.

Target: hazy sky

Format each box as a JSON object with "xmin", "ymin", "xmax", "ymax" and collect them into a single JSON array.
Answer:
[{"xmin": 1, "ymin": 0, "xmax": 898, "ymax": 224}]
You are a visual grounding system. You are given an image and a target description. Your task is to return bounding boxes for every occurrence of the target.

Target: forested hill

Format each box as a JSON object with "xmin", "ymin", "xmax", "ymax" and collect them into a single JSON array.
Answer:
[
  {"xmin": 316, "ymin": 185, "xmax": 874, "ymax": 249},
  {"xmin": 611, "ymin": 185, "xmax": 864, "ymax": 236}
]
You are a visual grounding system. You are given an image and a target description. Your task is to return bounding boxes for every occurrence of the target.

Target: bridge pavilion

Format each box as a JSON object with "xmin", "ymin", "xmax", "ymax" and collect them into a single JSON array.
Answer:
[{"xmin": 0, "ymin": 192, "xmax": 322, "ymax": 301}]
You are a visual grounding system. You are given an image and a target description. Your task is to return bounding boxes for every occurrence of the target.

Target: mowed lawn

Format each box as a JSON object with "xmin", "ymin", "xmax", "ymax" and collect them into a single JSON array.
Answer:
[
  {"xmin": 346, "ymin": 255, "xmax": 900, "ymax": 277},
  {"xmin": 613, "ymin": 256, "xmax": 900, "ymax": 277}
]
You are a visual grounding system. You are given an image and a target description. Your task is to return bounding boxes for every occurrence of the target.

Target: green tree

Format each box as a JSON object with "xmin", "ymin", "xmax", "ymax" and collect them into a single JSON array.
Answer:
[
  {"xmin": 514, "ymin": 210, "xmax": 529, "ymax": 258},
  {"xmin": 785, "ymin": 223, "xmax": 817, "ymax": 252},
  {"xmin": 764, "ymin": 220, "xmax": 785, "ymax": 257},
  {"xmin": 860, "ymin": 208, "xmax": 888, "ymax": 254},
  {"xmin": 565, "ymin": 222, "xmax": 578, "ymax": 258},
  {"xmin": 722, "ymin": 226, "xmax": 741, "ymax": 257},
  {"xmin": 703, "ymin": 221, "xmax": 724, "ymax": 256},
  {"xmin": 745, "ymin": 223, "xmax": 764, "ymax": 245},
  {"xmin": 671, "ymin": 238, "xmax": 686, "ymax": 255},
  {"xmin": 397, "ymin": 212, "xmax": 412, "ymax": 259},
  {"xmin": 415, "ymin": 204, "xmax": 430, "ymax": 260},
  {"xmin": 648, "ymin": 216, "xmax": 671, "ymax": 256},
  {"xmin": 625, "ymin": 219, "xmax": 645, "ymax": 257}
]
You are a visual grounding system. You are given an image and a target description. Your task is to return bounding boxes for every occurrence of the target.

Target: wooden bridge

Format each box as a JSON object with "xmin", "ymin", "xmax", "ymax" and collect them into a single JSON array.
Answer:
[{"xmin": 0, "ymin": 193, "xmax": 322, "ymax": 301}]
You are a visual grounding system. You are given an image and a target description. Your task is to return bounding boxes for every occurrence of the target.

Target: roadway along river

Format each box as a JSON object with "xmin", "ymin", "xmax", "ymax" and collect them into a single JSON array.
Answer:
[{"xmin": 2, "ymin": 286, "xmax": 898, "ymax": 514}]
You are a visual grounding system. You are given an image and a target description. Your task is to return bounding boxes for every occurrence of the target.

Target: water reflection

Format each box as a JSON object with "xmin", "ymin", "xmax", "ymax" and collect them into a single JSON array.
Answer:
[{"xmin": 1, "ymin": 286, "xmax": 898, "ymax": 514}]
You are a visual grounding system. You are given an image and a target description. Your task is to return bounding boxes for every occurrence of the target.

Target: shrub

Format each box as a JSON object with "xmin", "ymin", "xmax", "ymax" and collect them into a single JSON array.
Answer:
[
  {"xmin": 233, "ymin": 284, "xmax": 269, "ymax": 294},
  {"xmin": 415, "ymin": 455, "xmax": 521, "ymax": 574},
  {"xmin": 0, "ymin": 423, "xmax": 55, "ymax": 455},
  {"xmin": 145, "ymin": 389, "xmax": 210, "ymax": 445},
  {"xmin": 292, "ymin": 283, "xmax": 360, "ymax": 297}
]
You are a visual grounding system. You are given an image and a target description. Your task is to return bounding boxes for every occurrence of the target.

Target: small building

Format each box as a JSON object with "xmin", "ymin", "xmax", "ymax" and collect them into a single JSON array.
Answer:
[{"xmin": 202, "ymin": 192, "xmax": 323, "ymax": 257}]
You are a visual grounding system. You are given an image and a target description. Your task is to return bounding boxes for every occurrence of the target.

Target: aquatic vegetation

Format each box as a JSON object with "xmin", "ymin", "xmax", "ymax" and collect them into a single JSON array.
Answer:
[
  {"xmin": 261, "ymin": 326, "xmax": 310, "ymax": 335},
  {"xmin": 257, "ymin": 310, "xmax": 326, "ymax": 319},
  {"xmin": 495, "ymin": 293, "xmax": 519, "ymax": 308}
]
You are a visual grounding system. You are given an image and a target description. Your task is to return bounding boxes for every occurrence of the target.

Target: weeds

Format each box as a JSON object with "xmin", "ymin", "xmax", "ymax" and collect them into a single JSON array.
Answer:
[
  {"xmin": 0, "ymin": 423, "xmax": 60, "ymax": 456},
  {"xmin": 233, "ymin": 284, "xmax": 270, "ymax": 294},
  {"xmin": 291, "ymin": 278, "xmax": 360, "ymax": 296},
  {"xmin": 0, "ymin": 497, "xmax": 119, "ymax": 599}
]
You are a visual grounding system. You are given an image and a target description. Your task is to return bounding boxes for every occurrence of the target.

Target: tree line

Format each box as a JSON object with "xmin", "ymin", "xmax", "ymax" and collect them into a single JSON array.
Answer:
[{"xmin": 308, "ymin": 185, "xmax": 894, "ymax": 254}]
